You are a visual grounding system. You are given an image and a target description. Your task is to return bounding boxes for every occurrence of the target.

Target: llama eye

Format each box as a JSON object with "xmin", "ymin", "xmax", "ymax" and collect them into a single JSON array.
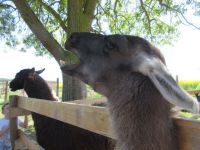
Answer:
[{"xmin": 103, "ymin": 39, "xmax": 115, "ymax": 56}]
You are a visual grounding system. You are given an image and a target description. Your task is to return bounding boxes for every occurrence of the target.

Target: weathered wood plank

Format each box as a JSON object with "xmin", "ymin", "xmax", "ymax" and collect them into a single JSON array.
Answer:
[
  {"xmin": 174, "ymin": 117, "xmax": 200, "ymax": 150},
  {"xmin": 187, "ymin": 90, "xmax": 200, "ymax": 95},
  {"xmin": 16, "ymin": 96, "xmax": 114, "ymax": 138},
  {"xmin": 12, "ymin": 95, "xmax": 200, "ymax": 150},
  {"xmin": 9, "ymin": 96, "xmax": 18, "ymax": 149},
  {"xmin": 68, "ymin": 98, "xmax": 107, "ymax": 105},
  {"xmin": 9, "ymin": 107, "xmax": 31, "ymax": 118}
]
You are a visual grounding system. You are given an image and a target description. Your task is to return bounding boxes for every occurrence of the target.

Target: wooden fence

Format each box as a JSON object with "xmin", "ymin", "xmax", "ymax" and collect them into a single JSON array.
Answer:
[
  {"xmin": 0, "ymin": 79, "xmax": 60, "ymax": 102},
  {"xmin": 0, "ymin": 80, "xmax": 9, "ymax": 102},
  {"xmin": 9, "ymin": 92, "xmax": 200, "ymax": 150}
]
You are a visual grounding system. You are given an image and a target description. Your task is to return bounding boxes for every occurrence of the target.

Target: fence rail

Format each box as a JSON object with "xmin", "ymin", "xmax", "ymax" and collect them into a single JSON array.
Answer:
[
  {"xmin": 187, "ymin": 90, "xmax": 200, "ymax": 95},
  {"xmin": 0, "ymin": 81, "xmax": 9, "ymax": 102},
  {"xmin": 8, "ymin": 95, "xmax": 200, "ymax": 150},
  {"xmin": 0, "ymin": 79, "xmax": 60, "ymax": 102}
]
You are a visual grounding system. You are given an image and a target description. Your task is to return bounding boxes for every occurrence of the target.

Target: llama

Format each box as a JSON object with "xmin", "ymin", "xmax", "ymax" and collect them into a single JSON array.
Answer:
[
  {"xmin": 9, "ymin": 68, "xmax": 115, "ymax": 150},
  {"xmin": 61, "ymin": 32, "xmax": 200, "ymax": 150}
]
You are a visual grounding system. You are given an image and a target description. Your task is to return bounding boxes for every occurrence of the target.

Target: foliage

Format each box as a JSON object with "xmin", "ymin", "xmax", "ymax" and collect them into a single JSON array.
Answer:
[
  {"xmin": 0, "ymin": 1, "xmax": 18, "ymax": 47},
  {"xmin": 186, "ymin": 0, "xmax": 200, "ymax": 16},
  {"xmin": 179, "ymin": 111, "xmax": 200, "ymax": 120},
  {"xmin": 178, "ymin": 80, "xmax": 200, "ymax": 90},
  {"xmin": 94, "ymin": 0, "xmax": 182, "ymax": 45},
  {"xmin": 176, "ymin": 79, "xmax": 200, "ymax": 119},
  {"xmin": 1, "ymin": 0, "xmax": 200, "ymax": 101},
  {"xmin": 0, "ymin": 0, "xmax": 199, "ymax": 56}
]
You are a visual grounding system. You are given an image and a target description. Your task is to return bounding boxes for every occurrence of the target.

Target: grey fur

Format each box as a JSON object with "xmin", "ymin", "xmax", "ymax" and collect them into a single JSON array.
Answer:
[{"xmin": 61, "ymin": 32, "xmax": 199, "ymax": 150}]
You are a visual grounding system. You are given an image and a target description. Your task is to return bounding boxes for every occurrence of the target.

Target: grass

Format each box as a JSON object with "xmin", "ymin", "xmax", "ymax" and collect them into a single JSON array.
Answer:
[{"xmin": 179, "ymin": 111, "xmax": 200, "ymax": 121}]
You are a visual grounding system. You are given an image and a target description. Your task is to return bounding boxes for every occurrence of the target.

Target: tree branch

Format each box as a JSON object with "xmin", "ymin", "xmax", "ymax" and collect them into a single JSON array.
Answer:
[
  {"xmin": 0, "ymin": 0, "xmax": 11, "ymax": 3},
  {"xmin": 49, "ymin": 1, "xmax": 59, "ymax": 7},
  {"xmin": 0, "ymin": 2, "xmax": 16, "ymax": 10},
  {"xmin": 37, "ymin": 0, "xmax": 68, "ymax": 33},
  {"xmin": 139, "ymin": 0, "xmax": 152, "ymax": 35},
  {"xmin": 82, "ymin": 0, "xmax": 97, "ymax": 20},
  {"xmin": 113, "ymin": 0, "xmax": 119, "ymax": 14},
  {"xmin": 158, "ymin": 0, "xmax": 200, "ymax": 30},
  {"xmin": 11, "ymin": 0, "xmax": 72, "ymax": 63},
  {"xmin": 179, "ymin": 13, "xmax": 200, "ymax": 30},
  {"xmin": 113, "ymin": 0, "xmax": 120, "ymax": 32},
  {"xmin": 93, "ymin": 4, "xmax": 103, "ymax": 33}
]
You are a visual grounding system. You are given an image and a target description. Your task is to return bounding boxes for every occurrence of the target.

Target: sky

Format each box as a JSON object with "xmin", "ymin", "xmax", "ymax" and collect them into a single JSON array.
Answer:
[
  {"xmin": 0, "ymin": 25, "xmax": 200, "ymax": 81},
  {"xmin": 0, "ymin": 49, "xmax": 62, "ymax": 81},
  {"xmin": 161, "ymin": 24, "xmax": 200, "ymax": 80}
]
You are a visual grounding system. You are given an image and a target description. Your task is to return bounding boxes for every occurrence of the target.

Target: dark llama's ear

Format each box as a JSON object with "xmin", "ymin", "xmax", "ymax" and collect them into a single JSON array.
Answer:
[
  {"xmin": 132, "ymin": 53, "xmax": 200, "ymax": 114},
  {"xmin": 28, "ymin": 67, "xmax": 43, "ymax": 81},
  {"xmin": 28, "ymin": 72, "xmax": 37, "ymax": 80},
  {"xmin": 36, "ymin": 68, "xmax": 45, "ymax": 74},
  {"xmin": 31, "ymin": 67, "xmax": 35, "ymax": 72}
]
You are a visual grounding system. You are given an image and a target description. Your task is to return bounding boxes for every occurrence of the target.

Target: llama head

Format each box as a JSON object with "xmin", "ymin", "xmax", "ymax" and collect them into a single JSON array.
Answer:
[
  {"xmin": 10, "ymin": 68, "xmax": 45, "ymax": 91},
  {"xmin": 61, "ymin": 32, "xmax": 199, "ymax": 114}
]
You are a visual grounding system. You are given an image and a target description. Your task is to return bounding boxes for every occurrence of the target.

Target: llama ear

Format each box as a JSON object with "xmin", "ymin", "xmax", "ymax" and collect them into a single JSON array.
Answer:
[
  {"xmin": 134, "ymin": 54, "xmax": 200, "ymax": 114},
  {"xmin": 36, "ymin": 68, "xmax": 45, "ymax": 74},
  {"xmin": 31, "ymin": 67, "xmax": 35, "ymax": 72},
  {"xmin": 28, "ymin": 68, "xmax": 36, "ymax": 80}
]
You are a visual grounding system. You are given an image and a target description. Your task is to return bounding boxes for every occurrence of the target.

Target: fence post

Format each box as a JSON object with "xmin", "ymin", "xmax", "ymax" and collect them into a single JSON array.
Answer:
[
  {"xmin": 9, "ymin": 95, "xmax": 18, "ymax": 150},
  {"xmin": 176, "ymin": 75, "xmax": 179, "ymax": 83},
  {"xmin": 4, "ymin": 81, "xmax": 8, "ymax": 102},
  {"xmin": 56, "ymin": 78, "xmax": 59, "ymax": 97}
]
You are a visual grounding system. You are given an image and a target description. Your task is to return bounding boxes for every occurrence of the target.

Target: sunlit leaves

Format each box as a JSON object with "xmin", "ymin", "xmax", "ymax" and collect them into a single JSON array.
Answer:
[
  {"xmin": 0, "ymin": 1, "xmax": 18, "ymax": 47},
  {"xmin": 0, "ymin": 0, "xmax": 199, "ymax": 55},
  {"xmin": 22, "ymin": 0, "xmax": 68, "ymax": 55},
  {"xmin": 94, "ymin": 0, "xmax": 183, "ymax": 45},
  {"xmin": 23, "ymin": 33, "xmax": 49, "ymax": 56}
]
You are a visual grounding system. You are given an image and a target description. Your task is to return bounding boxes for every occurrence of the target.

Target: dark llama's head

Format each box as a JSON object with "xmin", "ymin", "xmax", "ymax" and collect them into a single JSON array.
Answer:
[
  {"xmin": 10, "ymin": 67, "xmax": 45, "ymax": 91},
  {"xmin": 61, "ymin": 32, "xmax": 199, "ymax": 114}
]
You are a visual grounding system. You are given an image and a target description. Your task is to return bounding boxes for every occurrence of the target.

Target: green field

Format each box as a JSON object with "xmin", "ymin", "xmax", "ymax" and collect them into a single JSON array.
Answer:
[{"xmin": 179, "ymin": 80, "xmax": 200, "ymax": 90}]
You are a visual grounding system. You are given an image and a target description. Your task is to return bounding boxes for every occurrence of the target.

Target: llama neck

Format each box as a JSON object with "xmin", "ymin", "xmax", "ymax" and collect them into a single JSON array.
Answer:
[
  {"xmin": 106, "ymin": 72, "xmax": 178, "ymax": 150},
  {"xmin": 24, "ymin": 76, "xmax": 55, "ymax": 101}
]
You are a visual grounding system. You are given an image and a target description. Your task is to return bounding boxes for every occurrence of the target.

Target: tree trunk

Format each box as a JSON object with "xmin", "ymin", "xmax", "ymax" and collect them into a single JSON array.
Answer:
[
  {"xmin": 12, "ymin": 0, "xmax": 97, "ymax": 101},
  {"xmin": 62, "ymin": 0, "xmax": 97, "ymax": 101},
  {"xmin": 62, "ymin": 73, "xmax": 87, "ymax": 101},
  {"xmin": 11, "ymin": 0, "xmax": 69, "ymax": 62}
]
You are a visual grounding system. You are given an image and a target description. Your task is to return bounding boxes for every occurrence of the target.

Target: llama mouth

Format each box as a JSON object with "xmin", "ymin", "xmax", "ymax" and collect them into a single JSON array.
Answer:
[
  {"xmin": 10, "ymin": 88, "xmax": 16, "ymax": 92},
  {"xmin": 9, "ymin": 86, "xmax": 16, "ymax": 92},
  {"xmin": 60, "ymin": 49, "xmax": 82, "ymax": 72},
  {"xmin": 9, "ymin": 82, "xmax": 14, "ymax": 91},
  {"xmin": 61, "ymin": 63, "xmax": 80, "ymax": 71}
]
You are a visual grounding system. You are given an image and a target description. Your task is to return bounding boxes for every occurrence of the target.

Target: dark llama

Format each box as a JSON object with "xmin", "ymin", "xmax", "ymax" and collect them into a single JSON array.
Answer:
[
  {"xmin": 61, "ymin": 32, "xmax": 200, "ymax": 150},
  {"xmin": 10, "ymin": 68, "xmax": 115, "ymax": 150}
]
